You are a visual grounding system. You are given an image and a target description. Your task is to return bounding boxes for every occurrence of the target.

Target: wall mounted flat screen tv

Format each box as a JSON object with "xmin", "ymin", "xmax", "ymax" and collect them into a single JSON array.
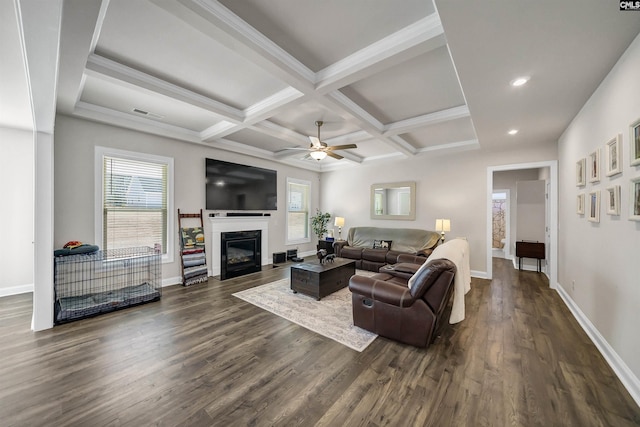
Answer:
[{"xmin": 206, "ymin": 158, "xmax": 277, "ymax": 210}]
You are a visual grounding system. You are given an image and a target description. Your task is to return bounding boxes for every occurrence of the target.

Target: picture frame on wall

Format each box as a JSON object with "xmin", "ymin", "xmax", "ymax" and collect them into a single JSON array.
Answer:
[
  {"xmin": 605, "ymin": 185, "xmax": 620, "ymax": 215},
  {"xmin": 630, "ymin": 176, "xmax": 640, "ymax": 221},
  {"xmin": 589, "ymin": 149, "xmax": 600, "ymax": 183},
  {"xmin": 631, "ymin": 118, "xmax": 640, "ymax": 167},
  {"xmin": 605, "ymin": 134, "xmax": 622, "ymax": 177},
  {"xmin": 577, "ymin": 193, "xmax": 585, "ymax": 215},
  {"xmin": 588, "ymin": 190, "xmax": 600, "ymax": 223},
  {"xmin": 576, "ymin": 158, "xmax": 586, "ymax": 186}
]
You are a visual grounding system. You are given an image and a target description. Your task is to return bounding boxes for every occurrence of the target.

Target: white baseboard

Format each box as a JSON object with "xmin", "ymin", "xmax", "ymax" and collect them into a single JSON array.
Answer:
[
  {"xmin": 555, "ymin": 282, "xmax": 640, "ymax": 407},
  {"xmin": 162, "ymin": 276, "xmax": 183, "ymax": 287},
  {"xmin": 0, "ymin": 284, "xmax": 33, "ymax": 297},
  {"xmin": 471, "ymin": 270, "xmax": 488, "ymax": 279}
]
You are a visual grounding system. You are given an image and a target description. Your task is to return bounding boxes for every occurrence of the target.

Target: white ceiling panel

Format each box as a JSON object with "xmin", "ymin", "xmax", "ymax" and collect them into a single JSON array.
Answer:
[
  {"xmin": 219, "ymin": 0, "xmax": 433, "ymax": 72},
  {"xmin": 268, "ymin": 101, "xmax": 362, "ymax": 138},
  {"xmin": 341, "ymin": 46, "xmax": 465, "ymax": 124},
  {"xmin": 45, "ymin": 0, "xmax": 640, "ymax": 171},
  {"xmin": 97, "ymin": 0, "xmax": 287, "ymax": 109},
  {"xmin": 224, "ymin": 128, "xmax": 295, "ymax": 152}
]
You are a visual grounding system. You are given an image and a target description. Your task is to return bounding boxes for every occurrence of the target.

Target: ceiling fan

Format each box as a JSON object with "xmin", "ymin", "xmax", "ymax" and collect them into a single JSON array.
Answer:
[{"xmin": 302, "ymin": 121, "xmax": 357, "ymax": 161}]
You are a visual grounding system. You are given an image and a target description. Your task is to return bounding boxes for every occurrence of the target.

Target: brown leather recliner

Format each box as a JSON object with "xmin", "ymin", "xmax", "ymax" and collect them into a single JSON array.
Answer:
[{"xmin": 348, "ymin": 258, "xmax": 457, "ymax": 348}]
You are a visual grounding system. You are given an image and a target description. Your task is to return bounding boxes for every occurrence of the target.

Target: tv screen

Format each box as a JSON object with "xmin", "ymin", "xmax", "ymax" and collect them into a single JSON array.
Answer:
[{"xmin": 206, "ymin": 158, "xmax": 277, "ymax": 210}]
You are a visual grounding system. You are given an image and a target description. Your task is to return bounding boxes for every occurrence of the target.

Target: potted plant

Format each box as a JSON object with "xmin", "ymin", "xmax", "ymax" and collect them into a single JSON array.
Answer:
[{"xmin": 310, "ymin": 209, "xmax": 331, "ymax": 240}]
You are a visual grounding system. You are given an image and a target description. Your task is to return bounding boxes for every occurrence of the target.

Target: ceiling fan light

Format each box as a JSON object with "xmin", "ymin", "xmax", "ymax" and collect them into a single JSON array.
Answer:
[{"xmin": 310, "ymin": 150, "xmax": 327, "ymax": 160}]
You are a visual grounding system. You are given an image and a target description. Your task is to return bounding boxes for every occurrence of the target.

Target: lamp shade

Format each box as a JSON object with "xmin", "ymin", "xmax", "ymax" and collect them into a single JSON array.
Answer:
[
  {"xmin": 310, "ymin": 150, "xmax": 327, "ymax": 160},
  {"xmin": 334, "ymin": 217, "xmax": 345, "ymax": 227},
  {"xmin": 435, "ymin": 219, "xmax": 451, "ymax": 232}
]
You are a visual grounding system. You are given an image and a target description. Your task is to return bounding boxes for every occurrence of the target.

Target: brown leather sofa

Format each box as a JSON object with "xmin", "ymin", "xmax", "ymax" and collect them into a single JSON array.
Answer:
[
  {"xmin": 333, "ymin": 227, "xmax": 440, "ymax": 272},
  {"xmin": 348, "ymin": 258, "xmax": 456, "ymax": 348}
]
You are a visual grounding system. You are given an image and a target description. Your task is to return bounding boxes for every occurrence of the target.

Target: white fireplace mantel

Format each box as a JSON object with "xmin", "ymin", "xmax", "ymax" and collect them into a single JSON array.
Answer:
[{"xmin": 209, "ymin": 216, "xmax": 269, "ymax": 277}]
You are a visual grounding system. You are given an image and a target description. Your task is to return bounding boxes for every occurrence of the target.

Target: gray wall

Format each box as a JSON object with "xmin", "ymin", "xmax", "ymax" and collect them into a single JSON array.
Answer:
[
  {"xmin": 516, "ymin": 180, "xmax": 546, "ymax": 242},
  {"xmin": 321, "ymin": 143, "xmax": 557, "ymax": 275},
  {"xmin": 54, "ymin": 115, "xmax": 321, "ymax": 284},
  {"xmin": 0, "ymin": 127, "xmax": 34, "ymax": 295},
  {"xmin": 558, "ymin": 33, "xmax": 640, "ymax": 383}
]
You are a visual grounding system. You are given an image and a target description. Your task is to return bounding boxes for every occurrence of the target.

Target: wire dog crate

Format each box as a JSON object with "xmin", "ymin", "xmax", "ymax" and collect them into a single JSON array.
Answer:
[{"xmin": 54, "ymin": 247, "xmax": 162, "ymax": 324}]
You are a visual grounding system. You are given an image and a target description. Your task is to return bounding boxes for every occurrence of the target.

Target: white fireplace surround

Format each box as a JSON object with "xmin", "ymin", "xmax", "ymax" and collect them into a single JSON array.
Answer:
[{"xmin": 209, "ymin": 217, "xmax": 269, "ymax": 277}]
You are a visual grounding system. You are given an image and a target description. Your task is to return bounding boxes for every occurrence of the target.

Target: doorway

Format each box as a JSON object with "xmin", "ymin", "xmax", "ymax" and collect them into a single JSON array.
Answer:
[
  {"xmin": 486, "ymin": 161, "xmax": 558, "ymax": 288},
  {"xmin": 491, "ymin": 189, "xmax": 510, "ymax": 259}
]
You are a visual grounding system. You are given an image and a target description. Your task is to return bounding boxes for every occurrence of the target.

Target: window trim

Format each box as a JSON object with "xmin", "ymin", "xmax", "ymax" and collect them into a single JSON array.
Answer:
[
  {"xmin": 286, "ymin": 177, "xmax": 311, "ymax": 245},
  {"xmin": 95, "ymin": 146, "xmax": 174, "ymax": 264}
]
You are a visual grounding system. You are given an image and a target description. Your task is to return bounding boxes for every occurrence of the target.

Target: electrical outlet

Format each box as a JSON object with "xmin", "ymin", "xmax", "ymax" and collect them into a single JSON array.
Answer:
[{"xmin": 572, "ymin": 280, "xmax": 575, "ymax": 291}]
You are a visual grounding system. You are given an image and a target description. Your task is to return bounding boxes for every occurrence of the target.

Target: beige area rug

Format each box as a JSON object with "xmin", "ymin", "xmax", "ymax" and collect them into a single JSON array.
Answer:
[{"xmin": 232, "ymin": 271, "xmax": 377, "ymax": 352}]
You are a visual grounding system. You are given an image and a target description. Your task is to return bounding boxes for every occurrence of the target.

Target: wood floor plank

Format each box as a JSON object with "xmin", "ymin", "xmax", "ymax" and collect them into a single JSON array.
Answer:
[{"xmin": 0, "ymin": 258, "xmax": 638, "ymax": 426}]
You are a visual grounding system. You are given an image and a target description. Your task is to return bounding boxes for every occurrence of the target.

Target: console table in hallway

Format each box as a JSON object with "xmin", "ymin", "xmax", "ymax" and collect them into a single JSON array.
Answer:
[{"xmin": 515, "ymin": 241, "xmax": 545, "ymax": 272}]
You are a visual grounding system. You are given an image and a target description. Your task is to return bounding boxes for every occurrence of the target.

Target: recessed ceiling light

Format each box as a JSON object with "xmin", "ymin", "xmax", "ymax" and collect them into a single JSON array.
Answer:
[
  {"xmin": 508, "ymin": 129, "xmax": 519, "ymax": 135},
  {"xmin": 510, "ymin": 77, "xmax": 529, "ymax": 87}
]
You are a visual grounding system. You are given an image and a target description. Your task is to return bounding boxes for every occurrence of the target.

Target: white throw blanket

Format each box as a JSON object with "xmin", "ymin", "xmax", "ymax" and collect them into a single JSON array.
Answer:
[{"xmin": 426, "ymin": 238, "xmax": 471, "ymax": 324}]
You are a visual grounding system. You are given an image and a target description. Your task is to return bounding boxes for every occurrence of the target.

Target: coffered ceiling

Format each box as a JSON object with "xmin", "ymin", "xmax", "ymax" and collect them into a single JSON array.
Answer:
[{"xmin": 5, "ymin": 1, "xmax": 640, "ymax": 172}]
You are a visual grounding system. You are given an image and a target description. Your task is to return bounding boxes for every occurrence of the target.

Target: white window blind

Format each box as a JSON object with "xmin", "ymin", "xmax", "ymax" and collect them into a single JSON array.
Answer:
[
  {"xmin": 103, "ymin": 155, "xmax": 168, "ymax": 253},
  {"xmin": 286, "ymin": 178, "xmax": 310, "ymax": 243}
]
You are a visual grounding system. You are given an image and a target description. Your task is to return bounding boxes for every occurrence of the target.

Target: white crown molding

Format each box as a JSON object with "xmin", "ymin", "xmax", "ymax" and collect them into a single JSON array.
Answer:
[
  {"xmin": 74, "ymin": 101, "xmax": 202, "ymax": 143},
  {"xmin": 416, "ymin": 139, "xmax": 480, "ymax": 154},
  {"xmin": 361, "ymin": 151, "xmax": 410, "ymax": 164},
  {"xmin": 315, "ymin": 14, "xmax": 446, "ymax": 94},
  {"xmin": 384, "ymin": 105, "xmax": 470, "ymax": 136},
  {"xmin": 85, "ymin": 54, "xmax": 243, "ymax": 122}
]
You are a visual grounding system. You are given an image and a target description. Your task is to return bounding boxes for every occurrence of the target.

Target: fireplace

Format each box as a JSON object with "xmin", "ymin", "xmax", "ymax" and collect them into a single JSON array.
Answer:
[
  {"xmin": 221, "ymin": 230, "xmax": 261, "ymax": 280},
  {"xmin": 209, "ymin": 216, "xmax": 269, "ymax": 277}
]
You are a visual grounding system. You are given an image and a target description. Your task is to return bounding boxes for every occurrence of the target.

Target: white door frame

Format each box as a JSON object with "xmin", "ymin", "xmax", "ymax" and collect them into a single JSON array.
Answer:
[{"xmin": 486, "ymin": 160, "xmax": 558, "ymax": 288}]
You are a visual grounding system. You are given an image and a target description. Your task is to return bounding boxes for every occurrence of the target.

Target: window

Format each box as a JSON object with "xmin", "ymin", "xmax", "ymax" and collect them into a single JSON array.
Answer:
[
  {"xmin": 95, "ymin": 147, "xmax": 174, "ymax": 262},
  {"xmin": 286, "ymin": 178, "xmax": 310, "ymax": 244}
]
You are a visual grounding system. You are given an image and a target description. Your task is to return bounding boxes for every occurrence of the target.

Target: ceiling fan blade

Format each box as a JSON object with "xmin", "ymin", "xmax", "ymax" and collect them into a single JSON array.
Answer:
[
  {"xmin": 326, "ymin": 151, "xmax": 344, "ymax": 160},
  {"xmin": 309, "ymin": 136, "xmax": 322, "ymax": 148},
  {"xmin": 326, "ymin": 144, "xmax": 357, "ymax": 151}
]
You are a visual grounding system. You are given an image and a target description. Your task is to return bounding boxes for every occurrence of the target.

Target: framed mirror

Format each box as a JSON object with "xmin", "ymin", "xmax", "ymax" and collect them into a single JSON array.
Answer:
[{"xmin": 370, "ymin": 181, "xmax": 416, "ymax": 220}]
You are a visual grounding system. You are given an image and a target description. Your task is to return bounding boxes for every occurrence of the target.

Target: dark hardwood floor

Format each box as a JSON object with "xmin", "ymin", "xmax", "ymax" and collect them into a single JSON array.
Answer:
[{"xmin": 0, "ymin": 258, "xmax": 638, "ymax": 426}]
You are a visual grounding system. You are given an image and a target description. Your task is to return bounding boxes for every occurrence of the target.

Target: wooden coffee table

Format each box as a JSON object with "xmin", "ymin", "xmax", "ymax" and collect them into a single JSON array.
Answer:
[{"xmin": 290, "ymin": 258, "xmax": 356, "ymax": 300}]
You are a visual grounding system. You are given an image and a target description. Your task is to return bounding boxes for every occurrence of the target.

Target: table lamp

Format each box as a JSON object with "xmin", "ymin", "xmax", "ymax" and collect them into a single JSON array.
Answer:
[
  {"xmin": 334, "ymin": 217, "xmax": 345, "ymax": 240},
  {"xmin": 435, "ymin": 219, "xmax": 450, "ymax": 242}
]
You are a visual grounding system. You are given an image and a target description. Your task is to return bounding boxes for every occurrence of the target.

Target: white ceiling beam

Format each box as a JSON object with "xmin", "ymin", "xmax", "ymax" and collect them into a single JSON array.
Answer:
[
  {"xmin": 56, "ymin": 0, "xmax": 106, "ymax": 115},
  {"xmin": 18, "ymin": 0, "xmax": 63, "ymax": 134},
  {"xmin": 416, "ymin": 139, "xmax": 480, "ymax": 154},
  {"xmin": 150, "ymin": 0, "xmax": 315, "ymax": 93},
  {"xmin": 74, "ymin": 101, "xmax": 203, "ymax": 143},
  {"xmin": 324, "ymin": 91, "xmax": 416, "ymax": 157},
  {"xmin": 85, "ymin": 54, "xmax": 244, "ymax": 122},
  {"xmin": 200, "ymin": 121, "xmax": 238, "ymax": 141},
  {"xmin": 243, "ymin": 87, "xmax": 305, "ymax": 125},
  {"xmin": 315, "ymin": 14, "xmax": 446, "ymax": 94},
  {"xmin": 383, "ymin": 105, "xmax": 470, "ymax": 136}
]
